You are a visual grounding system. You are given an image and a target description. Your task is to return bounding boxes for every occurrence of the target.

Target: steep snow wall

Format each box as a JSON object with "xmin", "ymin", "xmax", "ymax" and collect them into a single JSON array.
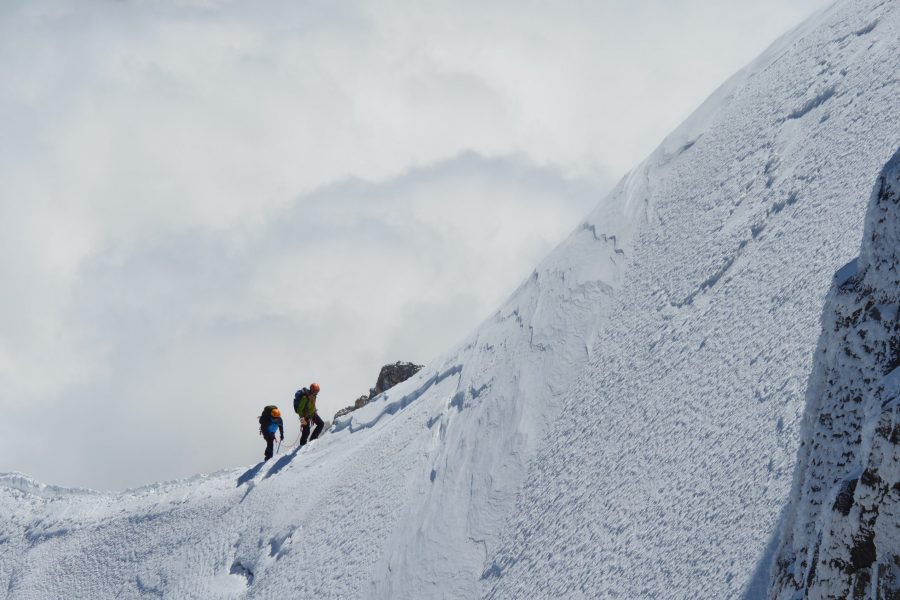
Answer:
[
  {"xmin": 770, "ymin": 149, "xmax": 900, "ymax": 600},
  {"xmin": 1, "ymin": 0, "xmax": 899, "ymax": 599},
  {"xmin": 480, "ymin": 1, "xmax": 900, "ymax": 598}
]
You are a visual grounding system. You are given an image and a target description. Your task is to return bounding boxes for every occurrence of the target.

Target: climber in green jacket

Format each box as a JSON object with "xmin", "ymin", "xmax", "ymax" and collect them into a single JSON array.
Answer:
[{"xmin": 294, "ymin": 382, "xmax": 324, "ymax": 447}]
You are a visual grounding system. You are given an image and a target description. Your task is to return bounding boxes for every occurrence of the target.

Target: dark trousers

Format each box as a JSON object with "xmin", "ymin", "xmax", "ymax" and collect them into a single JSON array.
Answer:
[
  {"xmin": 263, "ymin": 434, "xmax": 276, "ymax": 460},
  {"xmin": 300, "ymin": 413, "xmax": 324, "ymax": 447}
]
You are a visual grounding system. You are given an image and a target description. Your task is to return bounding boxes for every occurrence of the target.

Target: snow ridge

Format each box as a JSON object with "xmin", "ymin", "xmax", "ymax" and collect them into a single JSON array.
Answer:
[{"xmin": 1, "ymin": 0, "xmax": 899, "ymax": 598}]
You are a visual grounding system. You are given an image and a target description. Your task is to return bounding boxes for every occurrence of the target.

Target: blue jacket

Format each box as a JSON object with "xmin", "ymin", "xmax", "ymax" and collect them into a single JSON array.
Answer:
[{"xmin": 263, "ymin": 416, "xmax": 284, "ymax": 438}]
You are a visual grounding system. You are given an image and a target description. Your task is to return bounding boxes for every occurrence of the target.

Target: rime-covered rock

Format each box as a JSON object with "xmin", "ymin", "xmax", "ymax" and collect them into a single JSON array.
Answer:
[
  {"xmin": 333, "ymin": 395, "xmax": 371, "ymax": 421},
  {"xmin": 373, "ymin": 362, "xmax": 424, "ymax": 397},
  {"xmin": 770, "ymin": 149, "xmax": 900, "ymax": 600},
  {"xmin": 333, "ymin": 362, "xmax": 424, "ymax": 422}
]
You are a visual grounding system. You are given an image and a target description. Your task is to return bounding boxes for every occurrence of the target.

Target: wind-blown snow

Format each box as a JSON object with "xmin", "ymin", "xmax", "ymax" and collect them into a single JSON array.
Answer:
[{"xmin": 2, "ymin": 0, "xmax": 899, "ymax": 598}]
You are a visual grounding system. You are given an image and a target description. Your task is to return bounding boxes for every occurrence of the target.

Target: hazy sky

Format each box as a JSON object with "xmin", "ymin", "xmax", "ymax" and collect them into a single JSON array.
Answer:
[{"xmin": 0, "ymin": 0, "xmax": 832, "ymax": 490}]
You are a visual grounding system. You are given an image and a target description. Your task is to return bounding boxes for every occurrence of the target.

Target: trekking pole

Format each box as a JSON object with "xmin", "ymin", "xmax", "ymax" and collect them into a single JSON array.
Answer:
[{"xmin": 276, "ymin": 439, "xmax": 282, "ymax": 455}]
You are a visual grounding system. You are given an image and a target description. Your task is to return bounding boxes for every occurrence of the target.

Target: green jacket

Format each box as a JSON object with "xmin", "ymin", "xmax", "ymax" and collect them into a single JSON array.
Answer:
[{"xmin": 296, "ymin": 393, "xmax": 317, "ymax": 418}]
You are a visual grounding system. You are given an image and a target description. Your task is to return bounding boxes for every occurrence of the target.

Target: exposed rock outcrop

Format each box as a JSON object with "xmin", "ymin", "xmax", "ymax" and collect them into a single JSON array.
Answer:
[
  {"xmin": 372, "ymin": 361, "xmax": 423, "ymax": 396},
  {"xmin": 770, "ymin": 149, "xmax": 900, "ymax": 600},
  {"xmin": 333, "ymin": 362, "xmax": 423, "ymax": 422}
]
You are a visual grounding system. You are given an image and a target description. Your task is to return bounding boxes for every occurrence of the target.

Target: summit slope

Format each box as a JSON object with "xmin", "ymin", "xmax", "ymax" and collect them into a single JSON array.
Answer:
[
  {"xmin": 2, "ymin": 0, "xmax": 900, "ymax": 598},
  {"xmin": 482, "ymin": 1, "xmax": 899, "ymax": 597}
]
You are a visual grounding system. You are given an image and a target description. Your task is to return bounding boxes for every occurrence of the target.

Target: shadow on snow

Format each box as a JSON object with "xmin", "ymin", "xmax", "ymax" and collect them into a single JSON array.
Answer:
[
  {"xmin": 236, "ymin": 462, "xmax": 265, "ymax": 487},
  {"xmin": 264, "ymin": 447, "xmax": 301, "ymax": 480}
]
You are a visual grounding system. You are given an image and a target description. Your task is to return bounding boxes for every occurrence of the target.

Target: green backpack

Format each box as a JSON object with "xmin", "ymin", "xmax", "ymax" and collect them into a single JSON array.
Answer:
[{"xmin": 258, "ymin": 405, "xmax": 278, "ymax": 432}]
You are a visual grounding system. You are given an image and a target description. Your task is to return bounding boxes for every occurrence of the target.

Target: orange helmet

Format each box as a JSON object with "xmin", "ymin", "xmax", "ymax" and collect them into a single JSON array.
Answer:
[
  {"xmin": 271, "ymin": 408, "xmax": 281, "ymax": 418},
  {"xmin": 310, "ymin": 382, "xmax": 321, "ymax": 394}
]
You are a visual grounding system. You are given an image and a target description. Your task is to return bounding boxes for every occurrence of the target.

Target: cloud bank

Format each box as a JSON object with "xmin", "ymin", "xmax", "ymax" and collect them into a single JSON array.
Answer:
[{"xmin": 0, "ymin": 0, "xmax": 830, "ymax": 488}]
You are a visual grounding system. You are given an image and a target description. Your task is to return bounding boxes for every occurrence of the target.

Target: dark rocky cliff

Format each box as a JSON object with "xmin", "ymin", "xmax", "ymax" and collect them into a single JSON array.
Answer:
[{"xmin": 770, "ymin": 149, "xmax": 900, "ymax": 600}]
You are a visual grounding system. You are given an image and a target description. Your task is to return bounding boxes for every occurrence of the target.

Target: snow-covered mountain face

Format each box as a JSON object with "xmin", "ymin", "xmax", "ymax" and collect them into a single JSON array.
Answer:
[
  {"xmin": 1, "ymin": 1, "xmax": 899, "ymax": 599},
  {"xmin": 476, "ymin": 2, "xmax": 899, "ymax": 598},
  {"xmin": 770, "ymin": 149, "xmax": 900, "ymax": 600}
]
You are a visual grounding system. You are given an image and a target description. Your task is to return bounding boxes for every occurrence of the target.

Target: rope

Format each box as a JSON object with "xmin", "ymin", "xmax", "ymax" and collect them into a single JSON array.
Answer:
[
  {"xmin": 260, "ymin": 414, "xmax": 317, "ymax": 455},
  {"xmin": 277, "ymin": 431, "xmax": 303, "ymax": 453}
]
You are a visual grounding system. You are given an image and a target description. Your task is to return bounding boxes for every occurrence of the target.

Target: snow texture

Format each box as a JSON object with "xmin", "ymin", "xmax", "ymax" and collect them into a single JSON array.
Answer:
[
  {"xmin": 769, "ymin": 148, "xmax": 900, "ymax": 600},
  {"xmin": 1, "ymin": 0, "xmax": 899, "ymax": 598}
]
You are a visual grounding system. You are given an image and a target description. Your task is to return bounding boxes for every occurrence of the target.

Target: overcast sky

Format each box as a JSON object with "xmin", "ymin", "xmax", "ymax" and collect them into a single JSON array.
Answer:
[{"xmin": 0, "ymin": 0, "xmax": 832, "ymax": 490}]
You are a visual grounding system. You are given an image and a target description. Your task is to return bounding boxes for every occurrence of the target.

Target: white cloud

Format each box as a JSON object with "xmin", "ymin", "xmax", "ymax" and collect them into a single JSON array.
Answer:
[
  {"xmin": 2, "ymin": 152, "xmax": 602, "ymax": 488},
  {"xmin": 0, "ymin": 0, "xmax": 831, "ymax": 488}
]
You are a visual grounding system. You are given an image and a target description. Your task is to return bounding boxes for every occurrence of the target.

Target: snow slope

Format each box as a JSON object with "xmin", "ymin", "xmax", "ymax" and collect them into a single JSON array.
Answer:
[
  {"xmin": 2, "ymin": 0, "xmax": 899, "ymax": 598},
  {"xmin": 478, "ymin": 2, "xmax": 899, "ymax": 598}
]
